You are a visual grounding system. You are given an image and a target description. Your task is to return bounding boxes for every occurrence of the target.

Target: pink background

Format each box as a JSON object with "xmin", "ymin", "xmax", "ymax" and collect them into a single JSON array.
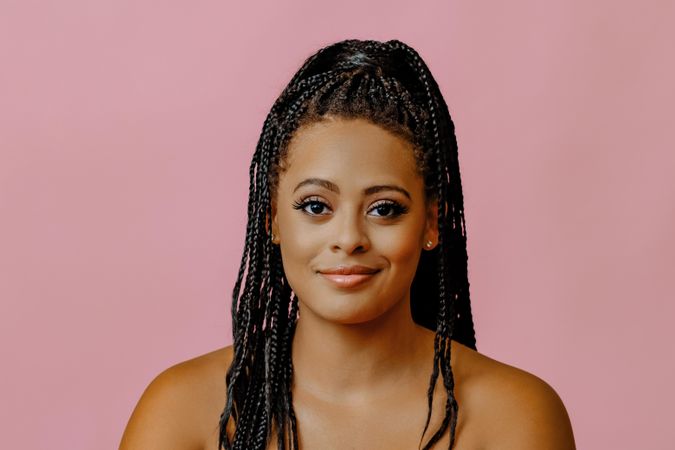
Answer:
[{"xmin": 1, "ymin": 1, "xmax": 673, "ymax": 449}]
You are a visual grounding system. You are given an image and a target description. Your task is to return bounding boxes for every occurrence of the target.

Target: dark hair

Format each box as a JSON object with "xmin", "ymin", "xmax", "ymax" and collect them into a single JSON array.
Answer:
[{"xmin": 219, "ymin": 39, "xmax": 476, "ymax": 450}]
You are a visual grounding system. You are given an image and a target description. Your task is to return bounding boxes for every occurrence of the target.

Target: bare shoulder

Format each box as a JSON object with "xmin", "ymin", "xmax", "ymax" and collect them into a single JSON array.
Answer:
[
  {"xmin": 119, "ymin": 345, "xmax": 234, "ymax": 450},
  {"xmin": 452, "ymin": 341, "xmax": 576, "ymax": 449}
]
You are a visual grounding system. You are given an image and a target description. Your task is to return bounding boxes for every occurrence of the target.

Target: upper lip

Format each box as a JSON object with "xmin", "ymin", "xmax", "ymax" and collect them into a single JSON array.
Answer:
[{"xmin": 318, "ymin": 265, "xmax": 380, "ymax": 275}]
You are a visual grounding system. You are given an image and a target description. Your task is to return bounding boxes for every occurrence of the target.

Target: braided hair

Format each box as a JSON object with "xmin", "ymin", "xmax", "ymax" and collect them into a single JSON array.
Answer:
[{"xmin": 219, "ymin": 39, "xmax": 477, "ymax": 450}]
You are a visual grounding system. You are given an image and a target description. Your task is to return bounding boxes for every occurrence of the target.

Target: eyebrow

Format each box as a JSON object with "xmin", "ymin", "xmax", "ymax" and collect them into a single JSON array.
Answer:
[{"xmin": 293, "ymin": 178, "xmax": 411, "ymax": 200}]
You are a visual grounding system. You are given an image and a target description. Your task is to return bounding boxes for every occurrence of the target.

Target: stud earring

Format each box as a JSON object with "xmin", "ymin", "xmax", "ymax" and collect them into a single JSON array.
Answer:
[{"xmin": 425, "ymin": 240, "xmax": 433, "ymax": 249}]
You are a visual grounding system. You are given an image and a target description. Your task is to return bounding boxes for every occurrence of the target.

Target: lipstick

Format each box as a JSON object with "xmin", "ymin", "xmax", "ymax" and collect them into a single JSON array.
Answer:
[{"xmin": 317, "ymin": 265, "xmax": 380, "ymax": 289}]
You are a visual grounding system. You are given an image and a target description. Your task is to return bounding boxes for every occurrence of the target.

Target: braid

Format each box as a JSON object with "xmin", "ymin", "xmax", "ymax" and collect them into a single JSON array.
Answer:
[
  {"xmin": 220, "ymin": 73, "xmax": 346, "ymax": 450},
  {"xmin": 389, "ymin": 39, "xmax": 478, "ymax": 449},
  {"xmin": 284, "ymin": 294, "xmax": 300, "ymax": 450},
  {"xmin": 221, "ymin": 39, "xmax": 477, "ymax": 450}
]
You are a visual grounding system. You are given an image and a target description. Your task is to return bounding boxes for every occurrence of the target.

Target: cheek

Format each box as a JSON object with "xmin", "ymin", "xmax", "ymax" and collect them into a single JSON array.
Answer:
[
  {"xmin": 276, "ymin": 213, "xmax": 318, "ymax": 274},
  {"xmin": 277, "ymin": 237, "xmax": 324, "ymax": 309},
  {"xmin": 371, "ymin": 224, "xmax": 424, "ymax": 273}
]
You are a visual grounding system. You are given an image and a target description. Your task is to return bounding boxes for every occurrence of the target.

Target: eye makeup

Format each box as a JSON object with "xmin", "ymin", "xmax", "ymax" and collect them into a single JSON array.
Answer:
[
  {"xmin": 291, "ymin": 196, "xmax": 409, "ymax": 219},
  {"xmin": 292, "ymin": 197, "xmax": 332, "ymax": 216},
  {"xmin": 367, "ymin": 200, "xmax": 409, "ymax": 218}
]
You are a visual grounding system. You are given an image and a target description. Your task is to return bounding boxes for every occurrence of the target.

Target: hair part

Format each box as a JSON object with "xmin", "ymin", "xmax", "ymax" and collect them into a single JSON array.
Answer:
[{"xmin": 220, "ymin": 39, "xmax": 476, "ymax": 450}]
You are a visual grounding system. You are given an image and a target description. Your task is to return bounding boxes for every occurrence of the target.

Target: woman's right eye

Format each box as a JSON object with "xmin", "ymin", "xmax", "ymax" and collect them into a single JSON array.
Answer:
[{"xmin": 292, "ymin": 198, "xmax": 332, "ymax": 216}]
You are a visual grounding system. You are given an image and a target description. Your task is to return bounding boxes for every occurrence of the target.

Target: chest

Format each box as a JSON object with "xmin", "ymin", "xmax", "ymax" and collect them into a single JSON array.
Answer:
[
  {"xmin": 261, "ymin": 388, "xmax": 479, "ymax": 450},
  {"xmin": 276, "ymin": 409, "xmax": 451, "ymax": 450},
  {"xmin": 205, "ymin": 383, "xmax": 484, "ymax": 450}
]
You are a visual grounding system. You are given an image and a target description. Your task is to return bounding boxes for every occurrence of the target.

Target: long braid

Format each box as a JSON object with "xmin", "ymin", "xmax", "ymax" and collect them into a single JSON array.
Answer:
[
  {"xmin": 221, "ymin": 39, "xmax": 477, "ymax": 450},
  {"xmin": 219, "ymin": 119, "xmax": 273, "ymax": 448},
  {"xmin": 284, "ymin": 294, "xmax": 300, "ymax": 450},
  {"xmin": 389, "ymin": 41, "xmax": 476, "ymax": 349},
  {"xmin": 220, "ymin": 72, "xmax": 346, "ymax": 450},
  {"xmin": 390, "ymin": 39, "xmax": 473, "ymax": 449},
  {"xmin": 269, "ymin": 248, "xmax": 289, "ymax": 449}
]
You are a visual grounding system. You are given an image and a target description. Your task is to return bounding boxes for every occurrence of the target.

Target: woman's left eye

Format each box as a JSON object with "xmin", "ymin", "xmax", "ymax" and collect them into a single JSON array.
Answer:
[{"xmin": 368, "ymin": 201, "xmax": 409, "ymax": 218}]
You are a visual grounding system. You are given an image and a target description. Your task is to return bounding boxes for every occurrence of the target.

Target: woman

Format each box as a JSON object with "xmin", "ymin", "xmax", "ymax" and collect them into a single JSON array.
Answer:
[{"xmin": 120, "ymin": 39, "xmax": 575, "ymax": 449}]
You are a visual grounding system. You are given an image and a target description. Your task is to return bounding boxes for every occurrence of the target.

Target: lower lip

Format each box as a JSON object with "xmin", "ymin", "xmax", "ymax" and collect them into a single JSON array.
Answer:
[{"xmin": 318, "ymin": 272, "xmax": 379, "ymax": 288}]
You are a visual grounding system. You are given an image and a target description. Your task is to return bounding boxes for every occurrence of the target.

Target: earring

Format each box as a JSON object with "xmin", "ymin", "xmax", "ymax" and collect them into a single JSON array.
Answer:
[
  {"xmin": 425, "ymin": 240, "xmax": 433, "ymax": 249},
  {"xmin": 271, "ymin": 232, "xmax": 277, "ymax": 243}
]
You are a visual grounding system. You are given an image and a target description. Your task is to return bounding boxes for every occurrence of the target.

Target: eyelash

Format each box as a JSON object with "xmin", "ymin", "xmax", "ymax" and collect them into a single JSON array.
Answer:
[{"xmin": 291, "ymin": 197, "xmax": 409, "ymax": 219}]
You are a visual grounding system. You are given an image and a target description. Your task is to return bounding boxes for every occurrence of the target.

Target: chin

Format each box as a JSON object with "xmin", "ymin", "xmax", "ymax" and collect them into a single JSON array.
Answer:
[
  {"xmin": 306, "ymin": 307, "xmax": 384, "ymax": 326},
  {"xmin": 298, "ymin": 288, "xmax": 398, "ymax": 326}
]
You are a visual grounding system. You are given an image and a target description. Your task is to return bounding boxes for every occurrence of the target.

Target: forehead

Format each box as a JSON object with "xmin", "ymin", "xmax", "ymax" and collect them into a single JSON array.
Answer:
[{"xmin": 282, "ymin": 117, "xmax": 420, "ymax": 185}]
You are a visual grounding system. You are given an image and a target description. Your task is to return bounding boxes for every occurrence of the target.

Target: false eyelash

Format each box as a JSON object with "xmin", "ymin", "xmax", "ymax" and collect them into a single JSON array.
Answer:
[
  {"xmin": 368, "ymin": 200, "xmax": 409, "ymax": 217},
  {"xmin": 292, "ymin": 197, "xmax": 325, "ymax": 209},
  {"xmin": 291, "ymin": 198, "xmax": 410, "ymax": 218},
  {"xmin": 292, "ymin": 197, "xmax": 331, "ymax": 216}
]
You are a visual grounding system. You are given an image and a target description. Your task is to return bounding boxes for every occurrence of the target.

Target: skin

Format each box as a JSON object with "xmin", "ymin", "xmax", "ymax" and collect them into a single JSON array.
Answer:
[{"xmin": 119, "ymin": 117, "xmax": 576, "ymax": 450}]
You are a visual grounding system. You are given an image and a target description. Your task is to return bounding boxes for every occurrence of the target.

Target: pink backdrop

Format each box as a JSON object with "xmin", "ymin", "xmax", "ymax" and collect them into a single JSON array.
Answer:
[{"xmin": 1, "ymin": 1, "xmax": 673, "ymax": 449}]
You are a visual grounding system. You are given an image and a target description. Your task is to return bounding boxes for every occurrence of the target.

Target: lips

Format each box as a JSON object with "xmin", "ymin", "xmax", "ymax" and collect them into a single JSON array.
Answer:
[
  {"xmin": 318, "ymin": 265, "xmax": 379, "ymax": 275},
  {"xmin": 318, "ymin": 265, "xmax": 381, "ymax": 288}
]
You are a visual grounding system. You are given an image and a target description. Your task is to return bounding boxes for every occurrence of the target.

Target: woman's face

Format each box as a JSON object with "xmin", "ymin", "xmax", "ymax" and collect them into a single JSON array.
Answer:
[{"xmin": 271, "ymin": 116, "xmax": 438, "ymax": 325}]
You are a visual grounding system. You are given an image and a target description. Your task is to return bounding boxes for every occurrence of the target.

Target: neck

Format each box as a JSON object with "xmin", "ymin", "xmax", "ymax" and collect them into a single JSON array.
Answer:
[{"xmin": 290, "ymin": 292, "xmax": 429, "ymax": 404}]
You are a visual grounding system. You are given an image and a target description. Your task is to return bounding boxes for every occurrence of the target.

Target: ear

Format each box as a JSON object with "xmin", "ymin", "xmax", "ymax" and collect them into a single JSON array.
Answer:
[
  {"xmin": 423, "ymin": 198, "xmax": 439, "ymax": 250},
  {"xmin": 267, "ymin": 199, "xmax": 280, "ymax": 244}
]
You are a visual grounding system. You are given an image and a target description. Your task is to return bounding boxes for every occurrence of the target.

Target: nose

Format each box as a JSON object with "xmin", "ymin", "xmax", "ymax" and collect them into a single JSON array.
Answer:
[{"xmin": 330, "ymin": 208, "xmax": 370, "ymax": 254}]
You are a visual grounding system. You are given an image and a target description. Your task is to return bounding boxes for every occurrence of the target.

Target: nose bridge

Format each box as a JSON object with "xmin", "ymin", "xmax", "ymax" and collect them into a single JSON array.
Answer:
[{"xmin": 332, "ymin": 203, "xmax": 369, "ymax": 252}]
